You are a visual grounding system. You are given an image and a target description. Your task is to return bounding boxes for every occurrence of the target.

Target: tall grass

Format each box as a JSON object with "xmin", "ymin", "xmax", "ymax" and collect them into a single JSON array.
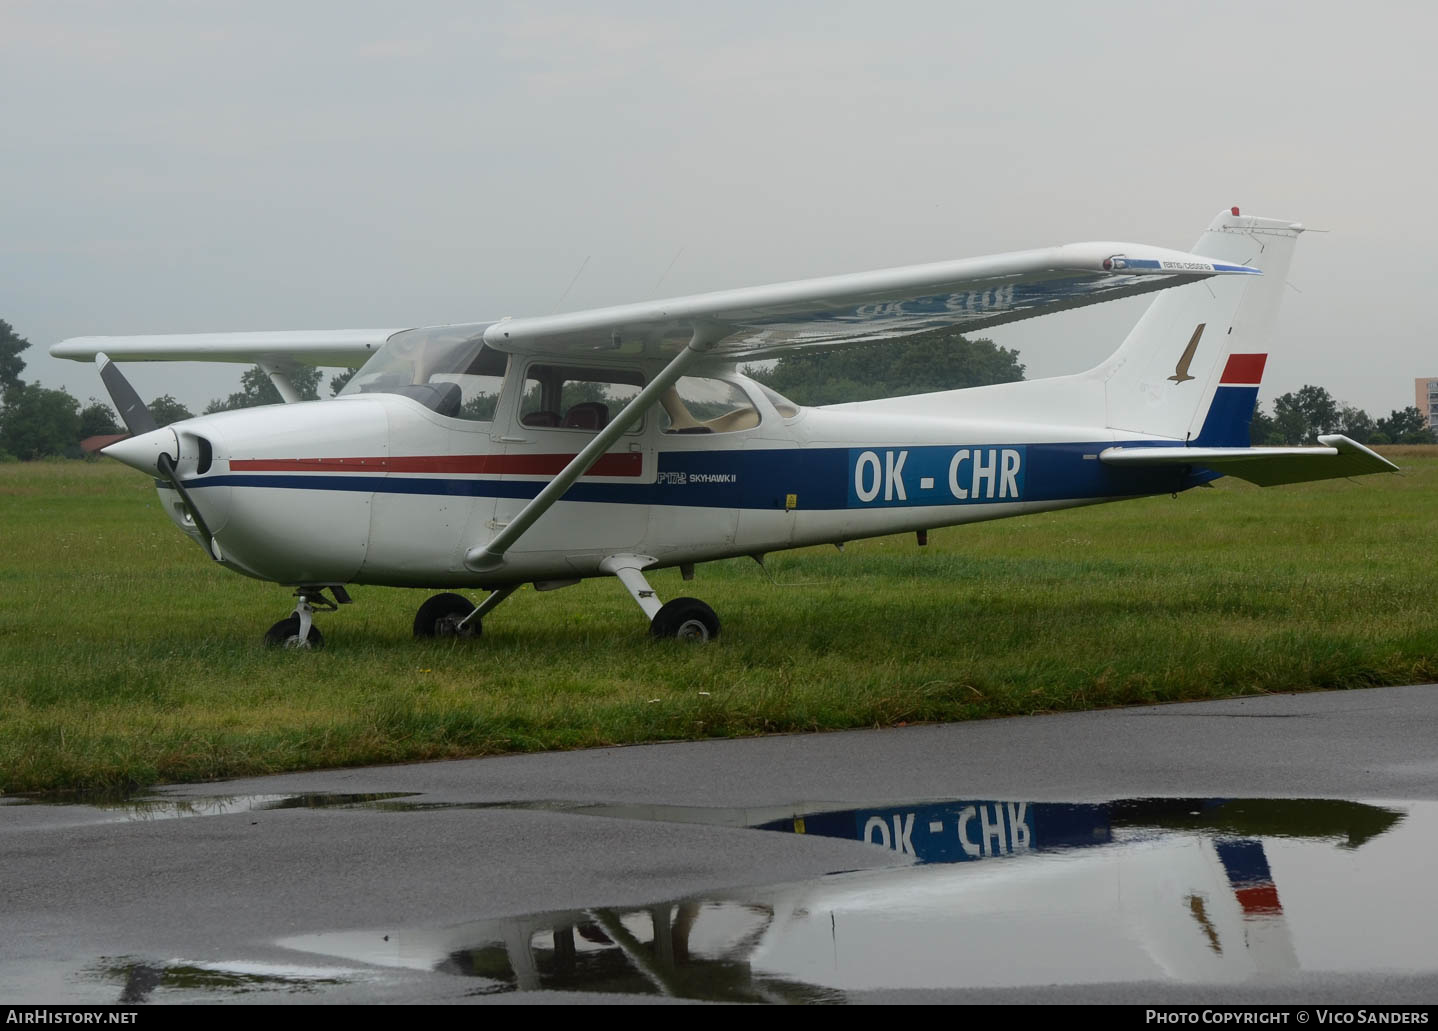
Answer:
[{"xmin": 2, "ymin": 455, "xmax": 1434, "ymax": 794}]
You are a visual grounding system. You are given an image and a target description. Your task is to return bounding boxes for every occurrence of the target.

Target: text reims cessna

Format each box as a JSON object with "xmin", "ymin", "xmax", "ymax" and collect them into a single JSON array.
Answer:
[{"xmin": 54, "ymin": 209, "xmax": 1395, "ymax": 648}]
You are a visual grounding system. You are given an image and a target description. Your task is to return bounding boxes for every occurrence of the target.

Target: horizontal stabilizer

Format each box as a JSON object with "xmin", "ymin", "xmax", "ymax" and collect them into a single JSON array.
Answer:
[{"xmin": 1099, "ymin": 435, "xmax": 1398, "ymax": 486}]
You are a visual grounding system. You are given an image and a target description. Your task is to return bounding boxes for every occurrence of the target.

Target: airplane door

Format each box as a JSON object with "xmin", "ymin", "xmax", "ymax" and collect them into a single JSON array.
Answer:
[
  {"xmin": 649, "ymin": 377, "xmax": 762, "ymax": 555},
  {"xmin": 496, "ymin": 361, "xmax": 652, "ymax": 566},
  {"xmin": 361, "ymin": 404, "xmax": 499, "ymax": 584},
  {"xmin": 353, "ymin": 333, "xmax": 507, "ymax": 585}
]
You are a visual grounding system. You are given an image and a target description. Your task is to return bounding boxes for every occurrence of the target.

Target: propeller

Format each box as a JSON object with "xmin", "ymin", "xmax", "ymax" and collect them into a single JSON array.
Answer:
[
  {"xmin": 97, "ymin": 352, "xmax": 158, "ymax": 435},
  {"xmin": 95, "ymin": 353, "xmax": 221, "ymax": 562}
]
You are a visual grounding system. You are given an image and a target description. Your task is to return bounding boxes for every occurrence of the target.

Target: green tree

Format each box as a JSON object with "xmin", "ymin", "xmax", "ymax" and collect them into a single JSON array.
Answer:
[
  {"xmin": 747, "ymin": 330, "xmax": 1025, "ymax": 406},
  {"xmin": 144, "ymin": 393, "xmax": 194, "ymax": 425},
  {"xmin": 0, "ymin": 319, "xmax": 28, "ymax": 395},
  {"xmin": 1376, "ymin": 406, "xmax": 1434, "ymax": 444},
  {"xmin": 1270, "ymin": 385, "xmax": 1340, "ymax": 444},
  {"xmin": 1248, "ymin": 404, "xmax": 1282, "ymax": 445},
  {"xmin": 149, "ymin": 395, "xmax": 195, "ymax": 427},
  {"xmin": 206, "ymin": 364, "xmax": 322, "ymax": 413},
  {"xmin": 329, "ymin": 368, "xmax": 358, "ymax": 396},
  {"xmin": 0, "ymin": 383, "xmax": 81, "ymax": 459},
  {"xmin": 78, "ymin": 401, "xmax": 122, "ymax": 438},
  {"xmin": 1336, "ymin": 405, "xmax": 1376, "ymax": 444}
]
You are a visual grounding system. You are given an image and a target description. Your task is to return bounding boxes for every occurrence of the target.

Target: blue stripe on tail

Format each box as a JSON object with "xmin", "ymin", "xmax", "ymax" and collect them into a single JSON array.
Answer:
[{"xmin": 1195, "ymin": 386, "xmax": 1261, "ymax": 447}]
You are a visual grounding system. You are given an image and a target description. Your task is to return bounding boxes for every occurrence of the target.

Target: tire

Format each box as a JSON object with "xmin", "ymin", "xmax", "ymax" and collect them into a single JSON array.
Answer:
[
  {"xmin": 413, "ymin": 592, "xmax": 480, "ymax": 639},
  {"xmin": 263, "ymin": 615, "xmax": 324, "ymax": 650},
  {"xmin": 649, "ymin": 597, "xmax": 720, "ymax": 642}
]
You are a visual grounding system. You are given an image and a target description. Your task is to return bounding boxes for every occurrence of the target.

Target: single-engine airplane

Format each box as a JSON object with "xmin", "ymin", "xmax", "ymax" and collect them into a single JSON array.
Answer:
[{"xmin": 52, "ymin": 208, "xmax": 1396, "ymax": 648}]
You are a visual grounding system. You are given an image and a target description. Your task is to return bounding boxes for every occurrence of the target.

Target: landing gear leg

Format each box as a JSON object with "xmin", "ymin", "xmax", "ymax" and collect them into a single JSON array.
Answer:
[
  {"xmin": 263, "ymin": 587, "xmax": 340, "ymax": 649},
  {"xmin": 600, "ymin": 554, "xmax": 720, "ymax": 642}
]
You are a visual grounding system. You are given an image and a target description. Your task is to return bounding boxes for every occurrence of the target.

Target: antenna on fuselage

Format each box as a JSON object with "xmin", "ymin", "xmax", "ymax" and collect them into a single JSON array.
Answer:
[
  {"xmin": 551, "ymin": 255, "xmax": 591, "ymax": 313},
  {"xmin": 652, "ymin": 246, "xmax": 685, "ymax": 293}
]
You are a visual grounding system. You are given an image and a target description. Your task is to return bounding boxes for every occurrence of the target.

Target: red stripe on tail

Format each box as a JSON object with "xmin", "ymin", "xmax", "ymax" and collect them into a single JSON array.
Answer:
[
  {"xmin": 1220, "ymin": 353, "xmax": 1267, "ymax": 385},
  {"xmin": 1235, "ymin": 884, "xmax": 1282, "ymax": 916}
]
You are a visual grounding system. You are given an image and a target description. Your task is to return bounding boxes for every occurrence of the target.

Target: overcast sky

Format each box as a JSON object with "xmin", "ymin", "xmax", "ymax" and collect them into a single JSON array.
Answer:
[{"xmin": 4, "ymin": 1, "xmax": 1435, "ymax": 416}]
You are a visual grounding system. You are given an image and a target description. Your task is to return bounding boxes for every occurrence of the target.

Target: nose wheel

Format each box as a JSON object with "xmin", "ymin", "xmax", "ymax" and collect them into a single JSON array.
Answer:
[
  {"xmin": 263, "ymin": 586, "xmax": 349, "ymax": 650},
  {"xmin": 263, "ymin": 614, "xmax": 324, "ymax": 650}
]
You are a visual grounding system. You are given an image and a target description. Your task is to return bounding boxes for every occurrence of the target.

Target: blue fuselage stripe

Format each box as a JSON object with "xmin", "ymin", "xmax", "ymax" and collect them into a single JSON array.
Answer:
[{"xmin": 184, "ymin": 441, "xmax": 1213, "ymax": 509}]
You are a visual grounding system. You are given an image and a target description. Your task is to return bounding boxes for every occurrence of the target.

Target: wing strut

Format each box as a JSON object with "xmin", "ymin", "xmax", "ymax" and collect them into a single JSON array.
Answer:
[
  {"xmin": 463, "ymin": 327, "xmax": 719, "ymax": 572},
  {"xmin": 258, "ymin": 362, "xmax": 301, "ymax": 404}
]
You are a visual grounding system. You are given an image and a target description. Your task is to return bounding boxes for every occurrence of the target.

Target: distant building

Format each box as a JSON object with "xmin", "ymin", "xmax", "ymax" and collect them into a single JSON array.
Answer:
[
  {"xmin": 1417, "ymin": 378, "xmax": 1438, "ymax": 430},
  {"xmin": 80, "ymin": 433, "xmax": 128, "ymax": 455}
]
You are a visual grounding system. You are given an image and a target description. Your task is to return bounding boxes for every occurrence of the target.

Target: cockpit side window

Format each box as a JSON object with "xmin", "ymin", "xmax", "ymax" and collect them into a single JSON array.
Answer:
[
  {"xmin": 431, "ymin": 345, "xmax": 507, "ymax": 422},
  {"xmin": 520, "ymin": 364, "xmax": 645, "ymax": 433}
]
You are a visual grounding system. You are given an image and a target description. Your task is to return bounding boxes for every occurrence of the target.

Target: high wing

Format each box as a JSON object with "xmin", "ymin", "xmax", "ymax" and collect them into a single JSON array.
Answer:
[
  {"xmin": 482, "ymin": 242, "xmax": 1258, "ymax": 362},
  {"xmin": 49, "ymin": 329, "xmax": 404, "ymax": 367},
  {"xmin": 1100, "ymin": 436, "xmax": 1399, "ymax": 486},
  {"xmin": 49, "ymin": 240, "xmax": 1255, "ymax": 369}
]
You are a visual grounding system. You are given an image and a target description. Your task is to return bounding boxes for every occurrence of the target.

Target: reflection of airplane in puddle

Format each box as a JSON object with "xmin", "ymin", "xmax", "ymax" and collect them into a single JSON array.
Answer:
[{"xmin": 268, "ymin": 797, "xmax": 1407, "ymax": 1000}]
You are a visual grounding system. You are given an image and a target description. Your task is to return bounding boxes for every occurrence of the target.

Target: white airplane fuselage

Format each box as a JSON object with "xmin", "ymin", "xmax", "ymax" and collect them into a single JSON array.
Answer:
[{"xmin": 144, "ymin": 365, "xmax": 1196, "ymax": 590}]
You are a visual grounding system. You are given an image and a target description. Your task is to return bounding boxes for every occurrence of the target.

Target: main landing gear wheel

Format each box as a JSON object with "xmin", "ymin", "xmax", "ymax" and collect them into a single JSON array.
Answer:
[
  {"xmin": 649, "ymin": 597, "xmax": 720, "ymax": 642},
  {"xmin": 263, "ymin": 615, "xmax": 324, "ymax": 650},
  {"xmin": 413, "ymin": 592, "xmax": 480, "ymax": 639}
]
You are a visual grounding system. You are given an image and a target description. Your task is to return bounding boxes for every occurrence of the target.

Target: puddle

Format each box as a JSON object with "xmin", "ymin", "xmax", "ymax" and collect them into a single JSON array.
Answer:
[
  {"xmin": 264, "ymin": 795, "xmax": 1431, "ymax": 1000},
  {"xmin": 0, "ymin": 792, "xmax": 420, "ymax": 824},
  {"xmin": 23, "ymin": 792, "xmax": 1434, "ymax": 1001},
  {"xmin": 91, "ymin": 958, "xmax": 361, "ymax": 1003}
]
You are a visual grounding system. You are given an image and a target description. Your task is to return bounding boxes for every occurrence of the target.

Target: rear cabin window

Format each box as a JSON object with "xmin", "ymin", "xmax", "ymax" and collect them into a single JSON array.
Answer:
[
  {"xmin": 520, "ymin": 365, "xmax": 645, "ymax": 432},
  {"xmin": 659, "ymin": 377, "xmax": 760, "ymax": 434}
]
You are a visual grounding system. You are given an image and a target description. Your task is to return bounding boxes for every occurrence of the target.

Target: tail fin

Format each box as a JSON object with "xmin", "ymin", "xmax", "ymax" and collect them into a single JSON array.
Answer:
[{"xmin": 1097, "ymin": 210, "xmax": 1304, "ymax": 443}]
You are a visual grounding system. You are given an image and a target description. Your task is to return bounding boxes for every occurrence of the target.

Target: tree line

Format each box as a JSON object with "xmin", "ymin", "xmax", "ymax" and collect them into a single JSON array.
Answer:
[
  {"xmin": 1249, "ymin": 384, "xmax": 1433, "ymax": 445},
  {"xmin": 1, "ymin": 317, "xmax": 1430, "ymax": 458}
]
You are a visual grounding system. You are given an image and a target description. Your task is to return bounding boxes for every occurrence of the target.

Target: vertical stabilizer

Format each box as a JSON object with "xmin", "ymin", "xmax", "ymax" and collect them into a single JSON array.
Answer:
[{"xmin": 1098, "ymin": 210, "xmax": 1304, "ymax": 442}]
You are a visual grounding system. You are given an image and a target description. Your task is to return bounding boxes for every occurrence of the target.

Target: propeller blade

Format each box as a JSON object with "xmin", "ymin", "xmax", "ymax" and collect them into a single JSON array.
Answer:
[
  {"xmin": 155, "ymin": 450, "xmax": 221, "ymax": 562},
  {"xmin": 95, "ymin": 352, "xmax": 158, "ymax": 435}
]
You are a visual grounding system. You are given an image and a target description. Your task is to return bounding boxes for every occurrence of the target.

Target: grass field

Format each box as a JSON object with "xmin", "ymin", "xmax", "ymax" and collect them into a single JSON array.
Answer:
[{"xmin": 3, "ymin": 453, "xmax": 1435, "ymax": 795}]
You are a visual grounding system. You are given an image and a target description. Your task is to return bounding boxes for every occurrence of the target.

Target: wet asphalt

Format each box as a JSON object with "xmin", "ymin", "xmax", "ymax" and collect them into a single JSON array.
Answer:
[{"xmin": 4, "ymin": 683, "xmax": 1437, "ymax": 1005}]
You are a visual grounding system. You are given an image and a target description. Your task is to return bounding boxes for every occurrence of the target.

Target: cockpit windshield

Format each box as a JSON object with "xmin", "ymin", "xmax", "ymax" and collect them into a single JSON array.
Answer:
[{"xmin": 339, "ymin": 324, "xmax": 507, "ymax": 422}]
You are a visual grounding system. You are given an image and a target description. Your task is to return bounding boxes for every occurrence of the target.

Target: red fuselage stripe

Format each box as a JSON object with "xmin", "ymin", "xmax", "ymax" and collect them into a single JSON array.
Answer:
[
  {"xmin": 1220, "ymin": 353, "xmax": 1267, "ymax": 385},
  {"xmin": 229, "ymin": 453, "xmax": 645, "ymax": 477}
]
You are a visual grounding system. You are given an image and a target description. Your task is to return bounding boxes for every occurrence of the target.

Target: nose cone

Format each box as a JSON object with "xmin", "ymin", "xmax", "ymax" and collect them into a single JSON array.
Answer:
[{"xmin": 102, "ymin": 427, "xmax": 178, "ymax": 476}]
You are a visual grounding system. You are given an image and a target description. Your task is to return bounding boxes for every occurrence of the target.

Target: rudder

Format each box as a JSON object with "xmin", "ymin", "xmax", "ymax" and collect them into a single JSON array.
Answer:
[{"xmin": 1097, "ymin": 210, "xmax": 1304, "ymax": 443}]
